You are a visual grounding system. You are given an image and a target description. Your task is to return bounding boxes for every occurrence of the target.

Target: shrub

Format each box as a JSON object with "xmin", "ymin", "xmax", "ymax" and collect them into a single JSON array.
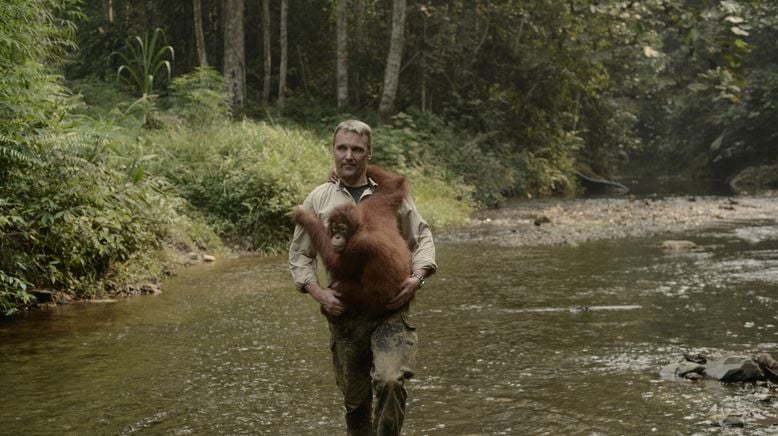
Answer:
[
  {"xmin": 402, "ymin": 166, "xmax": 473, "ymax": 229},
  {"xmin": 0, "ymin": 134, "xmax": 174, "ymax": 314},
  {"xmin": 165, "ymin": 66, "xmax": 230, "ymax": 128},
  {"xmin": 144, "ymin": 121, "xmax": 331, "ymax": 252},
  {"xmin": 517, "ymin": 133, "xmax": 579, "ymax": 197},
  {"xmin": 373, "ymin": 111, "xmax": 515, "ymax": 208}
]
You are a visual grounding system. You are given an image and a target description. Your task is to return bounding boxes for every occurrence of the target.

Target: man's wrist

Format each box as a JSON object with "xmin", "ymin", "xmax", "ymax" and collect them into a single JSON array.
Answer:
[{"xmin": 411, "ymin": 272, "xmax": 425, "ymax": 288}]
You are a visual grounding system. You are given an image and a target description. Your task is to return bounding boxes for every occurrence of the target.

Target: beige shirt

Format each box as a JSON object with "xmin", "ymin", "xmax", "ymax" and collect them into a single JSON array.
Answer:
[{"xmin": 288, "ymin": 178, "xmax": 437, "ymax": 291}]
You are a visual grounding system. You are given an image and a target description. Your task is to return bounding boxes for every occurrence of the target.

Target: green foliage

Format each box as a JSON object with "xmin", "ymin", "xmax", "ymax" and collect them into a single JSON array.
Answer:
[
  {"xmin": 112, "ymin": 28, "xmax": 174, "ymax": 97},
  {"xmin": 0, "ymin": 0, "xmax": 78, "ymax": 66},
  {"xmin": 142, "ymin": 121, "xmax": 332, "ymax": 252},
  {"xmin": 0, "ymin": 134, "xmax": 174, "ymax": 313},
  {"xmin": 402, "ymin": 166, "xmax": 473, "ymax": 229},
  {"xmin": 120, "ymin": 93, "xmax": 163, "ymax": 129},
  {"xmin": 374, "ymin": 111, "xmax": 515, "ymax": 207},
  {"xmin": 371, "ymin": 112, "xmax": 423, "ymax": 169},
  {"xmin": 58, "ymin": 0, "xmax": 778, "ymax": 193},
  {"xmin": 0, "ymin": 0, "xmax": 79, "ymax": 173},
  {"xmin": 634, "ymin": 0, "xmax": 778, "ymax": 179},
  {"xmin": 519, "ymin": 145, "xmax": 577, "ymax": 198},
  {"xmin": 108, "ymin": 28, "xmax": 175, "ymax": 129},
  {"xmin": 165, "ymin": 66, "xmax": 230, "ymax": 127}
]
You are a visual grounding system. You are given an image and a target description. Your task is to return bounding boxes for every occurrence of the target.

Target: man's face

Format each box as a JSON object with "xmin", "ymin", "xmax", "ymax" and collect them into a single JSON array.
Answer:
[{"xmin": 333, "ymin": 130, "xmax": 371, "ymax": 185}]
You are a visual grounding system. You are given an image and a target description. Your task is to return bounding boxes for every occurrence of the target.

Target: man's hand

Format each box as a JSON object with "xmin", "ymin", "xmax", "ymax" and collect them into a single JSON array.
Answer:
[
  {"xmin": 306, "ymin": 283, "xmax": 345, "ymax": 316},
  {"xmin": 387, "ymin": 276, "xmax": 421, "ymax": 310},
  {"xmin": 327, "ymin": 168, "xmax": 339, "ymax": 184}
]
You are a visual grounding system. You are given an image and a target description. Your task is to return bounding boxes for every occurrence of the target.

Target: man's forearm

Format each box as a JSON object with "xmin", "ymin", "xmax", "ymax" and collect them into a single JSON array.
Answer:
[{"xmin": 303, "ymin": 281, "xmax": 324, "ymax": 299}]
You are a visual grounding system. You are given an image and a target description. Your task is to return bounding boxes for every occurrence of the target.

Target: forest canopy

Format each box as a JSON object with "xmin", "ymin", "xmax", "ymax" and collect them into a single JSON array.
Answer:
[{"xmin": 69, "ymin": 0, "xmax": 778, "ymax": 185}]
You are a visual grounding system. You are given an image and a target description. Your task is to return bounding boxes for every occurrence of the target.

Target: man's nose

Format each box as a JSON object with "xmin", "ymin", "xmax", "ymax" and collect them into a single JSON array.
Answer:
[{"xmin": 344, "ymin": 149, "xmax": 353, "ymax": 160}]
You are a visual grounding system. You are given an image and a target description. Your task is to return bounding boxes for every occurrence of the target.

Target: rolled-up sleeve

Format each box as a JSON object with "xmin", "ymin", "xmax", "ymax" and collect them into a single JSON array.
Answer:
[
  {"xmin": 400, "ymin": 195, "xmax": 437, "ymax": 275},
  {"xmin": 288, "ymin": 195, "xmax": 320, "ymax": 292}
]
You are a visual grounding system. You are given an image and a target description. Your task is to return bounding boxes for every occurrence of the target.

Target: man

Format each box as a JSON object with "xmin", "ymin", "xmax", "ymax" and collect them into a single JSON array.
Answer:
[{"xmin": 288, "ymin": 119, "xmax": 437, "ymax": 435}]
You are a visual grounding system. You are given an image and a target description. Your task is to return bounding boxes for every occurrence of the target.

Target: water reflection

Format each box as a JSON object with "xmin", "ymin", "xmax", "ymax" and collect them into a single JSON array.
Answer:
[{"xmin": 1, "ymin": 219, "xmax": 777, "ymax": 434}]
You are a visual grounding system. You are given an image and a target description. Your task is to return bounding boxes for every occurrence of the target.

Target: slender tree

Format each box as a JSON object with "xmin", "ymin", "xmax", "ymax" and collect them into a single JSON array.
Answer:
[
  {"xmin": 261, "ymin": 0, "xmax": 272, "ymax": 104},
  {"xmin": 224, "ymin": 0, "xmax": 246, "ymax": 117},
  {"xmin": 103, "ymin": 0, "xmax": 114, "ymax": 25},
  {"xmin": 378, "ymin": 0, "xmax": 406, "ymax": 121},
  {"xmin": 336, "ymin": 0, "xmax": 348, "ymax": 109},
  {"xmin": 193, "ymin": 0, "xmax": 208, "ymax": 65},
  {"xmin": 278, "ymin": 0, "xmax": 288, "ymax": 111},
  {"xmin": 353, "ymin": 0, "xmax": 363, "ymax": 107}
]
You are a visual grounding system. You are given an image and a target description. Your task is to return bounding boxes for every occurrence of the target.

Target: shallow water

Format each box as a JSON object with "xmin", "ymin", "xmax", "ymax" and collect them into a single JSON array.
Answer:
[{"xmin": 1, "ymin": 215, "xmax": 778, "ymax": 434}]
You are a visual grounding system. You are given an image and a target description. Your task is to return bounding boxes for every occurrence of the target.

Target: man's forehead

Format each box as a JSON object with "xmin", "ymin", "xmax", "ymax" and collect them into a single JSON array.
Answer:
[{"xmin": 334, "ymin": 131, "xmax": 369, "ymax": 147}]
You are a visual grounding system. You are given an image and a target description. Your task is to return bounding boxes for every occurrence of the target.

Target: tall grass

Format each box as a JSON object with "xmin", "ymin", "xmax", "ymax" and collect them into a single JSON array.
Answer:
[
  {"xmin": 144, "ymin": 121, "xmax": 332, "ymax": 251},
  {"xmin": 403, "ymin": 166, "xmax": 473, "ymax": 229}
]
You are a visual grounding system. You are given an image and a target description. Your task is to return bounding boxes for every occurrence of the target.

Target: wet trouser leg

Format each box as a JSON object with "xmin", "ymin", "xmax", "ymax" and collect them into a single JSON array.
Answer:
[
  {"xmin": 329, "ymin": 308, "xmax": 417, "ymax": 436},
  {"xmin": 371, "ymin": 310, "xmax": 416, "ymax": 435},
  {"xmin": 331, "ymin": 330, "xmax": 373, "ymax": 436}
]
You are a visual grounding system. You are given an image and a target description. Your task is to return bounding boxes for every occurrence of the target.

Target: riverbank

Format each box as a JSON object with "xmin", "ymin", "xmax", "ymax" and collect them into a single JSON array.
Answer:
[{"xmin": 437, "ymin": 194, "xmax": 778, "ymax": 247}]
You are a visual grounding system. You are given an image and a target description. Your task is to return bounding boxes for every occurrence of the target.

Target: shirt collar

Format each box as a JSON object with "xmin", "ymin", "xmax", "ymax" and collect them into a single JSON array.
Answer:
[{"xmin": 336, "ymin": 177, "xmax": 378, "ymax": 191}]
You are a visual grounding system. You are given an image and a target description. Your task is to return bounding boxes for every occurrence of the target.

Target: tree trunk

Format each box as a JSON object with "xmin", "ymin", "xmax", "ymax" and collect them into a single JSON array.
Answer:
[
  {"xmin": 103, "ymin": 0, "xmax": 114, "ymax": 25},
  {"xmin": 224, "ymin": 0, "xmax": 246, "ymax": 117},
  {"xmin": 298, "ymin": 47, "xmax": 310, "ymax": 96},
  {"xmin": 421, "ymin": 11, "xmax": 427, "ymax": 113},
  {"xmin": 278, "ymin": 0, "xmax": 288, "ymax": 111},
  {"xmin": 336, "ymin": 0, "xmax": 349, "ymax": 109},
  {"xmin": 378, "ymin": 0, "xmax": 407, "ymax": 122},
  {"xmin": 194, "ymin": 0, "xmax": 208, "ymax": 66},
  {"xmin": 353, "ymin": 0, "xmax": 362, "ymax": 107},
  {"xmin": 262, "ymin": 0, "xmax": 272, "ymax": 104}
]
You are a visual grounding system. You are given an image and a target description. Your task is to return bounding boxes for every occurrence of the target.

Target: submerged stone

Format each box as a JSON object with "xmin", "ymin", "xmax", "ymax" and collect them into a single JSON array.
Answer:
[{"xmin": 715, "ymin": 416, "xmax": 745, "ymax": 428}]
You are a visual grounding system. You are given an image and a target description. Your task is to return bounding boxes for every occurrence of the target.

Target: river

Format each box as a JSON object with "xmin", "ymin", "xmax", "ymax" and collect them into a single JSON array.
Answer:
[{"xmin": 1, "ymin": 203, "xmax": 777, "ymax": 434}]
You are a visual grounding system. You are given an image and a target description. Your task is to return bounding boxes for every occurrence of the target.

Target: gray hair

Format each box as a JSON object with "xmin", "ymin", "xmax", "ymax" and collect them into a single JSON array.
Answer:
[{"xmin": 333, "ymin": 119, "xmax": 372, "ymax": 147}]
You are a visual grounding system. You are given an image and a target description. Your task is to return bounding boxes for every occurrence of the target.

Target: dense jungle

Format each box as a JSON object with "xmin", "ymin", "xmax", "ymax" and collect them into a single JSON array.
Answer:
[{"xmin": 1, "ymin": 0, "xmax": 777, "ymax": 315}]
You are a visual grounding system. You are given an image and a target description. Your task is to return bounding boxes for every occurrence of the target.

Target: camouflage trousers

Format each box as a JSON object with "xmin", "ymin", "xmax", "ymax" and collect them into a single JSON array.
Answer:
[{"xmin": 328, "ymin": 306, "xmax": 417, "ymax": 436}]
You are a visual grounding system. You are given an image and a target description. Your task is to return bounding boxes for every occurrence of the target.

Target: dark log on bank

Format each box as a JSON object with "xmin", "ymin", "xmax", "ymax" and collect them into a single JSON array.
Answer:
[{"xmin": 575, "ymin": 171, "xmax": 629, "ymax": 196}]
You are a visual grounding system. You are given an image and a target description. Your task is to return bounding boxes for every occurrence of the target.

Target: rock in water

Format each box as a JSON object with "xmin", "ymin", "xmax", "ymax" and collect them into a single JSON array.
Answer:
[
  {"xmin": 533, "ymin": 215, "xmax": 551, "ymax": 226},
  {"xmin": 660, "ymin": 361, "xmax": 705, "ymax": 380},
  {"xmin": 140, "ymin": 284, "xmax": 161, "ymax": 295},
  {"xmin": 704, "ymin": 356, "xmax": 765, "ymax": 382},
  {"xmin": 661, "ymin": 240, "xmax": 699, "ymax": 251},
  {"xmin": 729, "ymin": 164, "xmax": 778, "ymax": 194},
  {"xmin": 754, "ymin": 352, "xmax": 778, "ymax": 383}
]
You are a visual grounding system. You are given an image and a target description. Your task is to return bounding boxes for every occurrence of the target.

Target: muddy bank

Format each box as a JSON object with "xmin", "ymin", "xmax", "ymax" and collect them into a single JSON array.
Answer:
[{"xmin": 438, "ymin": 194, "xmax": 778, "ymax": 247}]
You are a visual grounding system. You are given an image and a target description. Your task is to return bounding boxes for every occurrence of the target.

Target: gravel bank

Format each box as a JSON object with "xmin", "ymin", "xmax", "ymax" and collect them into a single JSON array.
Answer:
[{"xmin": 438, "ymin": 195, "xmax": 778, "ymax": 247}]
